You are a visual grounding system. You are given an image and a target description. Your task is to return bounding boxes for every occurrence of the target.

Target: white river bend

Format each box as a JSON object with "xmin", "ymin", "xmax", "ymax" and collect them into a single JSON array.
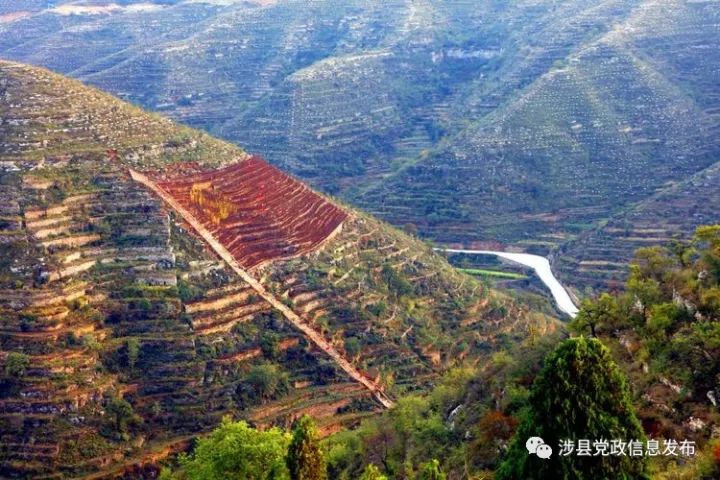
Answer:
[{"xmin": 440, "ymin": 249, "xmax": 579, "ymax": 318}]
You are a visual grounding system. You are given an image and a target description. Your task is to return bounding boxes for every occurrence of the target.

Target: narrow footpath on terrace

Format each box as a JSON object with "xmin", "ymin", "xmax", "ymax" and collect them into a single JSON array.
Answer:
[{"xmin": 129, "ymin": 168, "xmax": 395, "ymax": 409}]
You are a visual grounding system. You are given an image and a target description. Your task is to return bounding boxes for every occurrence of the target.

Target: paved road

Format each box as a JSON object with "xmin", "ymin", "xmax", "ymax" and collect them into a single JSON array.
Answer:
[{"xmin": 440, "ymin": 248, "xmax": 579, "ymax": 317}]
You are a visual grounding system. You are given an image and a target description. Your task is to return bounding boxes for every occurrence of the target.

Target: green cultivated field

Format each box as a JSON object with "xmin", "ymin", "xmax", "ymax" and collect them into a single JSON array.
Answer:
[{"xmin": 458, "ymin": 268, "xmax": 527, "ymax": 280}]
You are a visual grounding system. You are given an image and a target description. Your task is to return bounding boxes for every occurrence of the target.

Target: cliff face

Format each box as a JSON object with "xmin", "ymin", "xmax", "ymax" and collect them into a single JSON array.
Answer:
[{"xmin": 0, "ymin": 62, "xmax": 555, "ymax": 478}]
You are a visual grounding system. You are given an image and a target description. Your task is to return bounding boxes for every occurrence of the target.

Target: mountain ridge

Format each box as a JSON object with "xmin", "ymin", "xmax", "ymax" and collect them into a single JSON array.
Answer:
[
  {"xmin": 3, "ymin": 0, "xmax": 717, "ymax": 293},
  {"xmin": 0, "ymin": 60, "xmax": 554, "ymax": 478}
]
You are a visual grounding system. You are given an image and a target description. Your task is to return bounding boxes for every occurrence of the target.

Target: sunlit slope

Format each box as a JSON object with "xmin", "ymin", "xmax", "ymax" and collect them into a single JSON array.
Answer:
[
  {"xmin": 0, "ymin": 60, "xmax": 243, "ymax": 167},
  {"xmin": 5, "ymin": 1, "xmax": 718, "ymax": 269},
  {"xmin": 0, "ymin": 61, "xmax": 554, "ymax": 478}
]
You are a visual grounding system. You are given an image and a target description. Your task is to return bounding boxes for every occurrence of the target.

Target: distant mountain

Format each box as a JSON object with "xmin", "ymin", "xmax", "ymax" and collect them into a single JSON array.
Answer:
[
  {"xmin": 555, "ymin": 160, "xmax": 720, "ymax": 291},
  {"xmin": 0, "ymin": 61, "xmax": 553, "ymax": 478},
  {"xmin": 1, "ymin": 0, "xmax": 717, "ymax": 294}
]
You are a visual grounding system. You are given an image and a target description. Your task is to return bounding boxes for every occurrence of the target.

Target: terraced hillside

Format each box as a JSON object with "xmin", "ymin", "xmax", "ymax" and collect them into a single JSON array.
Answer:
[
  {"xmin": 1, "ymin": 0, "xmax": 718, "ymax": 295},
  {"xmin": 554, "ymin": 161, "xmax": 720, "ymax": 293},
  {"xmin": 0, "ymin": 61, "xmax": 555, "ymax": 478},
  {"xmin": 145, "ymin": 157, "xmax": 347, "ymax": 269},
  {"xmin": 357, "ymin": 0, "xmax": 720, "ymax": 246}
]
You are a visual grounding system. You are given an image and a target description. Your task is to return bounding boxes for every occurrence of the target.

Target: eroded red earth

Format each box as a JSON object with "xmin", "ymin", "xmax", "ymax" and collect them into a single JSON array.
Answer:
[{"xmin": 148, "ymin": 156, "xmax": 347, "ymax": 269}]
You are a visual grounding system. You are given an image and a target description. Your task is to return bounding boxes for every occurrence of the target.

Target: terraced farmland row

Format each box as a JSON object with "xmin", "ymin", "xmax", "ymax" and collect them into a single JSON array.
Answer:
[
  {"xmin": 0, "ymin": 167, "xmax": 178, "ymax": 476},
  {"xmin": 555, "ymin": 160, "xmax": 720, "ymax": 292},
  {"xmin": 0, "ymin": 60, "xmax": 554, "ymax": 478},
  {"xmin": 148, "ymin": 157, "xmax": 347, "ymax": 269}
]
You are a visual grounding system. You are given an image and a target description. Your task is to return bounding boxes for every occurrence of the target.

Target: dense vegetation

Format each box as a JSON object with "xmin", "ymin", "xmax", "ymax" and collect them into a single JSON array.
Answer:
[
  {"xmin": 570, "ymin": 226, "xmax": 720, "ymax": 419},
  {"xmin": 0, "ymin": 61, "xmax": 551, "ymax": 478},
  {"xmin": 159, "ymin": 416, "xmax": 322, "ymax": 480},
  {"xmin": 496, "ymin": 337, "xmax": 648, "ymax": 480},
  {"xmin": 155, "ymin": 226, "xmax": 720, "ymax": 479}
]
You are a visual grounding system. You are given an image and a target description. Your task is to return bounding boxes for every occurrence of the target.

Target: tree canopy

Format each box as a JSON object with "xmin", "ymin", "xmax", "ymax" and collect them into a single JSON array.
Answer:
[
  {"xmin": 170, "ymin": 418, "xmax": 290, "ymax": 480},
  {"xmin": 418, "ymin": 459, "xmax": 447, "ymax": 480},
  {"xmin": 358, "ymin": 464, "xmax": 388, "ymax": 480},
  {"xmin": 496, "ymin": 337, "xmax": 648, "ymax": 480},
  {"xmin": 287, "ymin": 415, "xmax": 327, "ymax": 480}
]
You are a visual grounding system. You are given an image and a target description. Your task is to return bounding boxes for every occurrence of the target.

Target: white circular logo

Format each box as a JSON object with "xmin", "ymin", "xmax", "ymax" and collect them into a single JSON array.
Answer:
[
  {"xmin": 526, "ymin": 437, "xmax": 552, "ymax": 459},
  {"xmin": 526, "ymin": 437, "xmax": 544, "ymax": 454},
  {"xmin": 536, "ymin": 444, "xmax": 553, "ymax": 459}
]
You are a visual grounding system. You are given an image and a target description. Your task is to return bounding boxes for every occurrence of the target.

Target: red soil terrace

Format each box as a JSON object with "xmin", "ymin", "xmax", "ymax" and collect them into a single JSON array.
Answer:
[{"xmin": 148, "ymin": 156, "xmax": 347, "ymax": 269}]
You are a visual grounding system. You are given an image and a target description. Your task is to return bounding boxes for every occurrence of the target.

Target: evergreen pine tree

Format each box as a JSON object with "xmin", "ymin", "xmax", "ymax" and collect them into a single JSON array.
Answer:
[
  {"xmin": 496, "ymin": 337, "xmax": 648, "ymax": 480},
  {"xmin": 286, "ymin": 415, "xmax": 327, "ymax": 480}
]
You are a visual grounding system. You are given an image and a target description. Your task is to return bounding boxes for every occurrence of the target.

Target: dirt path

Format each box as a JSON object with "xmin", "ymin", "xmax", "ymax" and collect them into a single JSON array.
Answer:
[{"xmin": 129, "ymin": 169, "xmax": 394, "ymax": 409}]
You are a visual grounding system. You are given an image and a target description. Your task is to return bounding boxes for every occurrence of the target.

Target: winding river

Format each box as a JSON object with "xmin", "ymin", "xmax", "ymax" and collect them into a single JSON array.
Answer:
[{"xmin": 440, "ymin": 249, "xmax": 579, "ymax": 317}]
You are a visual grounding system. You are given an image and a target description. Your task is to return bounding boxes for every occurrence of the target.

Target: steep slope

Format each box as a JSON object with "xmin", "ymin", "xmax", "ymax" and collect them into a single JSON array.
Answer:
[
  {"xmin": 2, "ymin": 0, "xmax": 718, "ymax": 298},
  {"xmin": 0, "ymin": 61, "xmax": 554, "ymax": 478},
  {"xmin": 357, "ymin": 0, "xmax": 720, "ymax": 248},
  {"xmin": 555, "ymin": 160, "xmax": 720, "ymax": 293}
]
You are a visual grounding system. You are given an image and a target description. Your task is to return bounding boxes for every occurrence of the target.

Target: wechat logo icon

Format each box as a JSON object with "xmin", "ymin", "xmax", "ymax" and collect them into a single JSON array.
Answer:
[{"xmin": 526, "ymin": 437, "xmax": 553, "ymax": 459}]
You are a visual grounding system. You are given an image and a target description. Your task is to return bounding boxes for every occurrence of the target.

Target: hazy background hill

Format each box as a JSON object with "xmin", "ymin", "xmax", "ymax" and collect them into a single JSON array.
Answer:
[{"xmin": 1, "ymin": 0, "xmax": 719, "ymax": 294}]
